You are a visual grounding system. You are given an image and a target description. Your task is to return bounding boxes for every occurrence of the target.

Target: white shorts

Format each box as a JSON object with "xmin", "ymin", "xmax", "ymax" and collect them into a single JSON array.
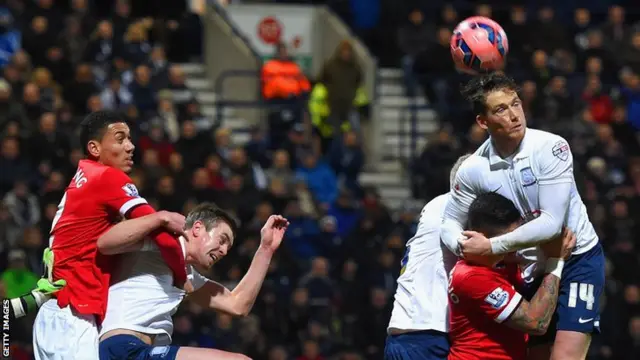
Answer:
[{"xmin": 33, "ymin": 299, "xmax": 99, "ymax": 360}]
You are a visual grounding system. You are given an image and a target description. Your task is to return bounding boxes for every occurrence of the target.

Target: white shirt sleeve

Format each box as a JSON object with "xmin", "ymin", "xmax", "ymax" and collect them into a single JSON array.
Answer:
[
  {"xmin": 188, "ymin": 266, "xmax": 210, "ymax": 291},
  {"xmin": 490, "ymin": 139, "xmax": 573, "ymax": 254},
  {"xmin": 441, "ymin": 164, "xmax": 478, "ymax": 256},
  {"xmin": 537, "ymin": 139, "xmax": 574, "ymax": 185}
]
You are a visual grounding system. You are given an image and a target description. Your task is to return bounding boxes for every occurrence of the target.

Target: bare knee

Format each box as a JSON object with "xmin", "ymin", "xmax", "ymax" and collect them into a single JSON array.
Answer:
[{"xmin": 550, "ymin": 330, "xmax": 591, "ymax": 360}]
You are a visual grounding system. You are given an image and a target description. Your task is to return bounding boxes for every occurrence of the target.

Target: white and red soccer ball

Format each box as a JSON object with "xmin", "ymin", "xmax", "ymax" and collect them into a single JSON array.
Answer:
[{"xmin": 450, "ymin": 16, "xmax": 509, "ymax": 74}]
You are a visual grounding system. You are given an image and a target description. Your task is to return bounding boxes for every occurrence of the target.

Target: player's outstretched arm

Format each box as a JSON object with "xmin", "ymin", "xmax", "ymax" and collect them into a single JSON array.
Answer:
[
  {"xmin": 100, "ymin": 167, "xmax": 188, "ymax": 286},
  {"xmin": 505, "ymin": 228, "xmax": 575, "ymax": 334},
  {"xmin": 189, "ymin": 215, "xmax": 289, "ymax": 316},
  {"xmin": 97, "ymin": 211, "xmax": 185, "ymax": 255}
]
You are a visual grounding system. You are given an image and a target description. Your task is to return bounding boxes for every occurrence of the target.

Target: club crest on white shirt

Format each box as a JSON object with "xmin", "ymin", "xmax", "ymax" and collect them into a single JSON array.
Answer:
[
  {"xmin": 552, "ymin": 141, "xmax": 570, "ymax": 161},
  {"xmin": 485, "ymin": 287, "xmax": 510, "ymax": 309},
  {"xmin": 520, "ymin": 167, "xmax": 537, "ymax": 187}
]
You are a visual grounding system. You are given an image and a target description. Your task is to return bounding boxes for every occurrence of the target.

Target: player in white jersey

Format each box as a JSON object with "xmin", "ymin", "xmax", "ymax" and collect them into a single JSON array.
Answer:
[
  {"xmin": 440, "ymin": 72, "xmax": 605, "ymax": 360},
  {"xmin": 384, "ymin": 154, "xmax": 470, "ymax": 360},
  {"xmin": 96, "ymin": 203, "xmax": 288, "ymax": 360}
]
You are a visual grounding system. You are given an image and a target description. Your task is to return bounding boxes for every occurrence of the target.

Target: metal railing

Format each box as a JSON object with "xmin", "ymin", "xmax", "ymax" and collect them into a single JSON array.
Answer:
[{"xmin": 206, "ymin": 0, "xmax": 262, "ymax": 62}]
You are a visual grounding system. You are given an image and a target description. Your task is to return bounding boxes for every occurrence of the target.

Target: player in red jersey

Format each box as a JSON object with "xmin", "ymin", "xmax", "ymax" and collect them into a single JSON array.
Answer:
[
  {"xmin": 32, "ymin": 111, "xmax": 188, "ymax": 360},
  {"xmin": 448, "ymin": 193, "xmax": 575, "ymax": 360}
]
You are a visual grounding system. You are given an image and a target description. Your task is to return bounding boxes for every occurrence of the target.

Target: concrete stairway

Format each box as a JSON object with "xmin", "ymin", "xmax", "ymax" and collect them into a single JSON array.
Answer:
[{"xmin": 357, "ymin": 68, "xmax": 439, "ymax": 210}]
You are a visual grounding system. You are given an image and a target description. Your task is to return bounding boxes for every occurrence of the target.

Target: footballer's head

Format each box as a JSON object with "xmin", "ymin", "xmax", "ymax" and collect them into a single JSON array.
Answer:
[
  {"xmin": 466, "ymin": 192, "xmax": 522, "ymax": 265},
  {"xmin": 80, "ymin": 110, "xmax": 135, "ymax": 173},
  {"xmin": 461, "ymin": 72, "xmax": 526, "ymax": 142},
  {"xmin": 183, "ymin": 203, "xmax": 238, "ymax": 269}
]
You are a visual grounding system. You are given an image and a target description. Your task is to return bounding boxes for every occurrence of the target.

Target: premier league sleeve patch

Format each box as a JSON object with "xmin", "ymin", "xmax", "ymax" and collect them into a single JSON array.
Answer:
[
  {"xmin": 122, "ymin": 183, "xmax": 140, "ymax": 198},
  {"xmin": 485, "ymin": 287, "xmax": 510, "ymax": 309},
  {"xmin": 520, "ymin": 167, "xmax": 537, "ymax": 187},
  {"xmin": 552, "ymin": 141, "xmax": 570, "ymax": 161}
]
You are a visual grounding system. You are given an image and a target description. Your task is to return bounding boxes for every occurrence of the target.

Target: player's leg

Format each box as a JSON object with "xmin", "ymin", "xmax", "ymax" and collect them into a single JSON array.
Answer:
[
  {"xmin": 99, "ymin": 334, "xmax": 251, "ymax": 360},
  {"xmin": 33, "ymin": 299, "xmax": 99, "ymax": 360},
  {"xmin": 551, "ymin": 331, "xmax": 591, "ymax": 360},
  {"xmin": 384, "ymin": 331, "xmax": 450, "ymax": 360},
  {"xmin": 550, "ymin": 243, "xmax": 605, "ymax": 360}
]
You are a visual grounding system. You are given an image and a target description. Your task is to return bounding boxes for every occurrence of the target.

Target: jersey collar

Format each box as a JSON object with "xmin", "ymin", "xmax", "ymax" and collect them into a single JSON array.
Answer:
[
  {"xmin": 488, "ymin": 128, "xmax": 530, "ymax": 167},
  {"xmin": 178, "ymin": 236, "xmax": 187, "ymax": 259}
]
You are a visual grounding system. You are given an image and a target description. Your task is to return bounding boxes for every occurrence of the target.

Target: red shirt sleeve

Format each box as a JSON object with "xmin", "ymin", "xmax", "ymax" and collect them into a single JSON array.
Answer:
[
  {"xmin": 453, "ymin": 271, "xmax": 523, "ymax": 324},
  {"xmin": 127, "ymin": 204, "xmax": 187, "ymax": 287},
  {"xmin": 96, "ymin": 168, "xmax": 187, "ymax": 286},
  {"xmin": 97, "ymin": 167, "xmax": 148, "ymax": 217}
]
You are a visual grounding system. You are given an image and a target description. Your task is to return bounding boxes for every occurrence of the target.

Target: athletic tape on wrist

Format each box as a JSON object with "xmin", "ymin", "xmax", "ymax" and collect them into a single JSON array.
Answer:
[{"xmin": 545, "ymin": 258, "xmax": 565, "ymax": 279}]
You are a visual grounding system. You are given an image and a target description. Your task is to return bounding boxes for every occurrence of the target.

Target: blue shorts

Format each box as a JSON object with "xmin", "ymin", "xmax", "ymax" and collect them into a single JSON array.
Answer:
[
  {"xmin": 99, "ymin": 335, "xmax": 180, "ymax": 360},
  {"xmin": 384, "ymin": 330, "xmax": 450, "ymax": 360},
  {"xmin": 523, "ymin": 243, "xmax": 605, "ymax": 345}
]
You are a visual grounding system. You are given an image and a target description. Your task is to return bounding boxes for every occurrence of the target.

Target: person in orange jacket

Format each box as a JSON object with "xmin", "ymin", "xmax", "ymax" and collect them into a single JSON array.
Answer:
[{"xmin": 261, "ymin": 42, "xmax": 310, "ymax": 100}]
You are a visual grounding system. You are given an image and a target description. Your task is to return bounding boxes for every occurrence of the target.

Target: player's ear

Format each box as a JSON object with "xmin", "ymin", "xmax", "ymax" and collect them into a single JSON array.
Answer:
[
  {"xmin": 191, "ymin": 220, "xmax": 202, "ymax": 237},
  {"xmin": 475, "ymin": 114, "xmax": 488, "ymax": 130},
  {"xmin": 86, "ymin": 140, "xmax": 101, "ymax": 158}
]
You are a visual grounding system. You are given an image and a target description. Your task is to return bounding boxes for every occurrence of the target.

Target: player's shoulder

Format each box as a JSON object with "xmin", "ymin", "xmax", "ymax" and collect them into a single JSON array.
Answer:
[
  {"xmin": 526, "ymin": 129, "xmax": 568, "ymax": 150},
  {"xmin": 455, "ymin": 152, "xmax": 490, "ymax": 180},
  {"xmin": 451, "ymin": 261, "xmax": 498, "ymax": 284},
  {"xmin": 424, "ymin": 193, "xmax": 450, "ymax": 215},
  {"xmin": 525, "ymin": 129, "xmax": 571, "ymax": 163}
]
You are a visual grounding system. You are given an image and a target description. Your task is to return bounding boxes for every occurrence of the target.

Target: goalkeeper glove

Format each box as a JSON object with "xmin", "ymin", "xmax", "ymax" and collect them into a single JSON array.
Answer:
[{"xmin": 8, "ymin": 248, "xmax": 66, "ymax": 319}]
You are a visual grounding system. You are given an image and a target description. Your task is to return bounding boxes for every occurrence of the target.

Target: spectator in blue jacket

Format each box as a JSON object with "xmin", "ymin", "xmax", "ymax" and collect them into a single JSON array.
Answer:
[{"xmin": 296, "ymin": 151, "xmax": 338, "ymax": 206}]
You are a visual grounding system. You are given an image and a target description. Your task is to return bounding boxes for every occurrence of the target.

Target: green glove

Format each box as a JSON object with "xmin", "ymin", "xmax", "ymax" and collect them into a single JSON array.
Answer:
[
  {"xmin": 39, "ymin": 247, "xmax": 66, "ymax": 293},
  {"xmin": 8, "ymin": 248, "xmax": 66, "ymax": 319}
]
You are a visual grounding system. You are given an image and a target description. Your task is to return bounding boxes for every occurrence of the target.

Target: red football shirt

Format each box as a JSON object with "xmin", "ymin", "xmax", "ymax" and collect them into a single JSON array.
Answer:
[
  {"xmin": 49, "ymin": 160, "xmax": 151, "ymax": 323},
  {"xmin": 448, "ymin": 260, "xmax": 526, "ymax": 360}
]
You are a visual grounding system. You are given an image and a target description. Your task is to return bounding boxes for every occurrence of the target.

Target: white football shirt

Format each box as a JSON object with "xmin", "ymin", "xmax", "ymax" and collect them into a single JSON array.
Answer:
[
  {"xmin": 100, "ymin": 238, "xmax": 209, "ymax": 345},
  {"xmin": 441, "ymin": 128, "xmax": 598, "ymax": 266},
  {"xmin": 388, "ymin": 194, "xmax": 458, "ymax": 334}
]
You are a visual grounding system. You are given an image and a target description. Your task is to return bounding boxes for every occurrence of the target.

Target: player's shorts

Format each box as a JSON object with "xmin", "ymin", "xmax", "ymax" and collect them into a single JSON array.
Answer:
[
  {"xmin": 33, "ymin": 299, "xmax": 99, "ymax": 360},
  {"xmin": 99, "ymin": 334, "xmax": 180, "ymax": 360},
  {"xmin": 384, "ymin": 330, "xmax": 450, "ymax": 360},
  {"xmin": 523, "ymin": 243, "xmax": 605, "ymax": 346}
]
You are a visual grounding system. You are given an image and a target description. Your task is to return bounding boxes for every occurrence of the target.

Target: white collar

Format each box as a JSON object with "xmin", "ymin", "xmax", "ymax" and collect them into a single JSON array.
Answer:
[
  {"xmin": 488, "ymin": 129, "xmax": 530, "ymax": 167},
  {"xmin": 178, "ymin": 236, "xmax": 187, "ymax": 260}
]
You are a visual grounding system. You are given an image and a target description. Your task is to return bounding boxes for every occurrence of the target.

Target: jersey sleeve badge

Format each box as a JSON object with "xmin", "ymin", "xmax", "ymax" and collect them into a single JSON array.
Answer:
[
  {"xmin": 484, "ymin": 287, "xmax": 510, "ymax": 309},
  {"xmin": 122, "ymin": 183, "xmax": 140, "ymax": 198},
  {"xmin": 552, "ymin": 141, "xmax": 569, "ymax": 161}
]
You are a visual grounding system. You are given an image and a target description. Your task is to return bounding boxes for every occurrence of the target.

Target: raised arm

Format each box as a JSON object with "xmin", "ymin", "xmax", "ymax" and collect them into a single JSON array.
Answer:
[
  {"xmin": 189, "ymin": 215, "xmax": 288, "ymax": 316},
  {"xmin": 189, "ymin": 245, "xmax": 277, "ymax": 316}
]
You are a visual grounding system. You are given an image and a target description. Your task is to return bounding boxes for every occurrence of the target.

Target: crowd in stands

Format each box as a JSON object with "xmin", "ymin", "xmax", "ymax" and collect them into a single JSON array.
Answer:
[{"xmin": 1, "ymin": 0, "xmax": 639, "ymax": 360}]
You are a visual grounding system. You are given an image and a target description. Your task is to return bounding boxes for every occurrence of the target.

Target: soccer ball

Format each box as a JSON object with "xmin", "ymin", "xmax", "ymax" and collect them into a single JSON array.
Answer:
[{"xmin": 450, "ymin": 16, "xmax": 509, "ymax": 74}]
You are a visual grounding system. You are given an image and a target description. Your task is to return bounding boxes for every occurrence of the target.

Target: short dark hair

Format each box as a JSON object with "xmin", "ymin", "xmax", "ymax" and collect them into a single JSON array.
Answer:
[
  {"xmin": 461, "ymin": 72, "xmax": 519, "ymax": 115},
  {"xmin": 79, "ymin": 110, "xmax": 127, "ymax": 155},
  {"xmin": 185, "ymin": 202, "xmax": 239, "ymax": 239},
  {"xmin": 467, "ymin": 192, "xmax": 521, "ymax": 238}
]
